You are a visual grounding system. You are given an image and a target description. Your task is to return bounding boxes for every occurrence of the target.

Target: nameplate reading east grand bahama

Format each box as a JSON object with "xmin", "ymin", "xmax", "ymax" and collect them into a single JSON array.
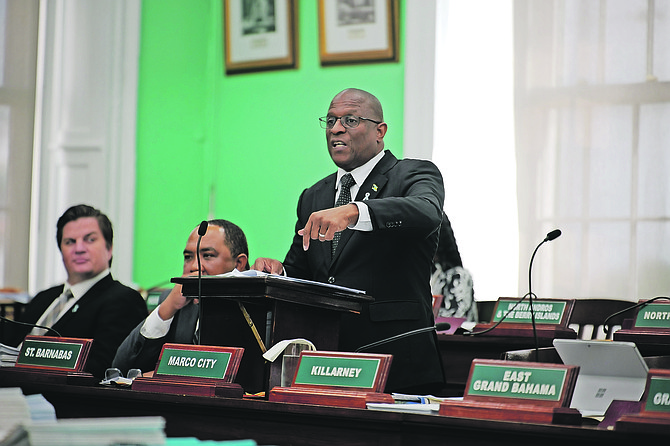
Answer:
[
  {"xmin": 17, "ymin": 337, "xmax": 88, "ymax": 371},
  {"xmin": 155, "ymin": 344, "xmax": 242, "ymax": 381},
  {"xmin": 633, "ymin": 302, "xmax": 670, "ymax": 329},
  {"xmin": 293, "ymin": 351, "xmax": 392, "ymax": 391},
  {"xmin": 466, "ymin": 360, "xmax": 568, "ymax": 403},
  {"xmin": 492, "ymin": 298, "xmax": 567, "ymax": 325}
]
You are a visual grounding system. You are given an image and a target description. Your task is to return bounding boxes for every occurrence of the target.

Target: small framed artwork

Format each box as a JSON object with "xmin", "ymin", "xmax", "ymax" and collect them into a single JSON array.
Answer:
[
  {"xmin": 223, "ymin": 0, "xmax": 298, "ymax": 74},
  {"xmin": 318, "ymin": 0, "xmax": 399, "ymax": 65}
]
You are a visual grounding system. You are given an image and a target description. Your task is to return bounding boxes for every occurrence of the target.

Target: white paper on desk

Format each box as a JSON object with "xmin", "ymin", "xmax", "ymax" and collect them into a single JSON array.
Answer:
[
  {"xmin": 262, "ymin": 338, "xmax": 316, "ymax": 362},
  {"xmin": 366, "ymin": 403, "xmax": 441, "ymax": 414}
]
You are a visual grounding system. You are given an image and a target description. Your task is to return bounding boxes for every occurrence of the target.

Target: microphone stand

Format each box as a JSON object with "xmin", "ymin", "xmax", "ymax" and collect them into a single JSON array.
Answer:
[
  {"xmin": 527, "ymin": 229, "xmax": 561, "ymax": 361},
  {"xmin": 195, "ymin": 220, "xmax": 208, "ymax": 345}
]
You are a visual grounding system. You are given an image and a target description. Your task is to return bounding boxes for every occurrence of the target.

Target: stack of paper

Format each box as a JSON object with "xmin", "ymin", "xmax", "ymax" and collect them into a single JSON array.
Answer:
[
  {"xmin": 0, "ymin": 388, "xmax": 32, "ymax": 440},
  {"xmin": 1, "ymin": 417, "xmax": 166, "ymax": 446},
  {"xmin": 0, "ymin": 343, "xmax": 19, "ymax": 367}
]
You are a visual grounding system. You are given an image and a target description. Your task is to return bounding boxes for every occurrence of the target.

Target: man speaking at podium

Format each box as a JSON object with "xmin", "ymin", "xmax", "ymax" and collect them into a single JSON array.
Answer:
[{"xmin": 253, "ymin": 88, "xmax": 445, "ymax": 394}]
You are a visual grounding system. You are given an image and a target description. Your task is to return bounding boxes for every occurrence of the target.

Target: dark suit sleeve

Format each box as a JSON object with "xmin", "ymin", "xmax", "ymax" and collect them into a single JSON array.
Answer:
[
  {"xmin": 112, "ymin": 320, "xmax": 168, "ymax": 375},
  {"xmin": 364, "ymin": 159, "xmax": 444, "ymax": 236},
  {"xmin": 0, "ymin": 287, "xmax": 62, "ymax": 347},
  {"xmin": 82, "ymin": 282, "xmax": 148, "ymax": 377},
  {"xmin": 112, "ymin": 289, "xmax": 174, "ymax": 375}
]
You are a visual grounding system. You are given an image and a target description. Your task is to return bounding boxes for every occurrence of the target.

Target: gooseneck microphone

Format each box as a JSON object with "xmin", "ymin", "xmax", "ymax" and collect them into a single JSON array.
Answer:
[
  {"xmin": 528, "ymin": 229, "xmax": 562, "ymax": 360},
  {"xmin": 354, "ymin": 322, "xmax": 452, "ymax": 353},
  {"xmin": 195, "ymin": 220, "xmax": 208, "ymax": 344},
  {"xmin": 0, "ymin": 315, "xmax": 62, "ymax": 338}
]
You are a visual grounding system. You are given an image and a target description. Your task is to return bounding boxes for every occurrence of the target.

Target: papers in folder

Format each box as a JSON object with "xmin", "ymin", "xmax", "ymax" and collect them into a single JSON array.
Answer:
[{"xmin": 216, "ymin": 269, "xmax": 368, "ymax": 295}]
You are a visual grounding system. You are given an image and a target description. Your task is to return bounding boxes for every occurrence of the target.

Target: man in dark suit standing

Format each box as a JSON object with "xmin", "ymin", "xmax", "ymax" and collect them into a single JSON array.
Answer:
[
  {"xmin": 253, "ymin": 88, "xmax": 446, "ymax": 394},
  {"xmin": 1, "ymin": 204, "xmax": 147, "ymax": 378},
  {"xmin": 113, "ymin": 219, "xmax": 249, "ymax": 375}
]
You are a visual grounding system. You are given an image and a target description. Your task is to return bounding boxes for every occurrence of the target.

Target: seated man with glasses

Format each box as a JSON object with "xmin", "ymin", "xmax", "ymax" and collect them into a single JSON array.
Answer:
[
  {"xmin": 113, "ymin": 219, "xmax": 249, "ymax": 375},
  {"xmin": 252, "ymin": 88, "xmax": 447, "ymax": 395}
]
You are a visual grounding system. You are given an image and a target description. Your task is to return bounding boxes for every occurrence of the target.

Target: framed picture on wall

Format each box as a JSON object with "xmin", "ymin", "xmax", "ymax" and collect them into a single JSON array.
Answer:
[
  {"xmin": 318, "ymin": 0, "xmax": 399, "ymax": 65},
  {"xmin": 224, "ymin": 0, "xmax": 298, "ymax": 74}
]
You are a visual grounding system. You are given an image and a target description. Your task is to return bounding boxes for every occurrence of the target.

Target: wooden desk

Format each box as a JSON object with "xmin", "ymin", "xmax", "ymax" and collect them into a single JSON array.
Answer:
[
  {"xmin": 437, "ymin": 333, "xmax": 558, "ymax": 395},
  {"xmin": 1, "ymin": 369, "xmax": 665, "ymax": 445}
]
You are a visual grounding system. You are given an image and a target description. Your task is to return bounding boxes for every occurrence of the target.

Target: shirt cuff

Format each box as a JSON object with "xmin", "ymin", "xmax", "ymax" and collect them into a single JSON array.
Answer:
[
  {"xmin": 140, "ymin": 306, "xmax": 173, "ymax": 339},
  {"xmin": 350, "ymin": 202, "xmax": 373, "ymax": 231}
]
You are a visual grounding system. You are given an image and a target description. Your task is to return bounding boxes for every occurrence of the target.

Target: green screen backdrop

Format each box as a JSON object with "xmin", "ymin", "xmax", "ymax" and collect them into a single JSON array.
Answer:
[{"xmin": 133, "ymin": 0, "xmax": 407, "ymax": 289}]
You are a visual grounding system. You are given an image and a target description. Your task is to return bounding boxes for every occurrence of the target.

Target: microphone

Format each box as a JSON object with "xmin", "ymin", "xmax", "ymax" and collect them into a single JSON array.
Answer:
[
  {"xmin": 528, "ymin": 229, "xmax": 562, "ymax": 360},
  {"xmin": 0, "ymin": 315, "xmax": 62, "ymax": 338},
  {"xmin": 354, "ymin": 322, "xmax": 451, "ymax": 353},
  {"xmin": 195, "ymin": 220, "xmax": 208, "ymax": 345}
]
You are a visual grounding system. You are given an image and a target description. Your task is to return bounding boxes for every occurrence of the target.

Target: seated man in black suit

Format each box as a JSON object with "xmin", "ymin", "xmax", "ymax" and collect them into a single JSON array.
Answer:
[
  {"xmin": 113, "ymin": 219, "xmax": 249, "ymax": 375},
  {"xmin": 1, "ymin": 204, "xmax": 148, "ymax": 377}
]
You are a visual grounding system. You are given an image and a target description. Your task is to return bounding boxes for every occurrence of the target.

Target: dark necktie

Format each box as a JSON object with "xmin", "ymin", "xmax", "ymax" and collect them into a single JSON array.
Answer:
[{"xmin": 332, "ymin": 173, "xmax": 355, "ymax": 257}]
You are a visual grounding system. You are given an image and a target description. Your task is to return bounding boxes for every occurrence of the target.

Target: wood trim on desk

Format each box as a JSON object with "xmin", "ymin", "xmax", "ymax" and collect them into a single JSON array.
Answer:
[{"xmin": 1, "ymin": 370, "xmax": 666, "ymax": 445}]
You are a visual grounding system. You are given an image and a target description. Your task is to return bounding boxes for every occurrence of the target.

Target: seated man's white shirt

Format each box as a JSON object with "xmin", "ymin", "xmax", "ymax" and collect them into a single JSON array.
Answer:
[
  {"xmin": 140, "ymin": 269, "xmax": 240, "ymax": 339},
  {"xmin": 34, "ymin": 269, "xmax": 111, "ymax": 328}
]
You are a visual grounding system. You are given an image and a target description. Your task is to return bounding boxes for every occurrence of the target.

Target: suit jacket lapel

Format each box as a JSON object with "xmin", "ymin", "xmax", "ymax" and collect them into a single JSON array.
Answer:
[{"xmin": 316, "ymin": 174, "xmax": 337, "ymax": 269}]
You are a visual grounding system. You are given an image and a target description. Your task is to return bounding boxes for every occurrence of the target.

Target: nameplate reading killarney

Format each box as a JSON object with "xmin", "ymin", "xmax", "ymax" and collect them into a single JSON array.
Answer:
[
  {"xmin": 269, "ymin": 351, "xmax": 394, "ymax": 409},
  {"xmin": 440, "ymin": 359, "xmax": 581, "ymax": 425},
  {"xmin": 131, "ymin": 343, "xmax": 244, "ymax": 398},
  {"xmin": 17, "ymin": 336, "xmax": 92, "ymax": 372}
]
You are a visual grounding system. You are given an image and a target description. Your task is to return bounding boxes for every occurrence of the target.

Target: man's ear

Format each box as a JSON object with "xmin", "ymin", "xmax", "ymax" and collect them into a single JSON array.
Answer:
[
  {"xmin": 236, "ymin": 254, "xmax": 249, "ymax": 271},
  {"xmin": 376, "ymin": 122, "xmax": 388, "ymax": 140}
]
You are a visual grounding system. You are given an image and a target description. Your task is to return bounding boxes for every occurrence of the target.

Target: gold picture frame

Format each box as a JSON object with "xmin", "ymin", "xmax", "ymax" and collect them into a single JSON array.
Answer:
[
  {"xmin": 318, "ymin": 0, "xmax": 399, "ymax": 65},
  {"xmin": 224, "ymin": 0, "xmax": 298, "ymax": 74}
]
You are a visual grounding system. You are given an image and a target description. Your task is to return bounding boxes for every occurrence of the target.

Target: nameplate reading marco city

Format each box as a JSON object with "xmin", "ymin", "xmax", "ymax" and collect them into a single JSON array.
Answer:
[
  {"xmin": 17, "ymin": 336, "xmax": 91, "ymax": 372},
  {"xmin": 465, "ymin": 359, "xmax": 575, "ymax": 405},
  {"xmin": 492, "ymin": 298, "xmax": 568, "ymax": 325},
  {"xmin": 155, "ymin": 344, "xmax": 243, "ymax": 382},
  {"xmin": 292, "ymin": 351, "xmax": 392, "ymax": 392},
  {"xmin": 633, "ymin": 302, "xmax": 670, "ymax": 329}
]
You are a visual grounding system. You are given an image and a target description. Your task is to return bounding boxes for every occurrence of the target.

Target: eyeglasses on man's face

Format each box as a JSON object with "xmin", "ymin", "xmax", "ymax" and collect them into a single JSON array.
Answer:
[{"xmin": 319, "ymin": 115, "xmax": 382, "ymax": 129}]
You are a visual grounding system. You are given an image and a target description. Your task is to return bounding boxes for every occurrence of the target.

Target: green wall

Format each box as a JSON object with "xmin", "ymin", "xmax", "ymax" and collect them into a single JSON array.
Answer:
[{"xmin": 133, "ymin": 0, "xmax": 406, "ymax": 289}]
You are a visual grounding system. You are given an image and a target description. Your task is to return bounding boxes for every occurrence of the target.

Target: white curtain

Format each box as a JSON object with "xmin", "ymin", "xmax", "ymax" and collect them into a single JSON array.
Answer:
[
  {"xmin": 433, "ymin": 0, "xmax": 670, "ymax": 302},
  {"xmin": 514, "ymin": 0, "xmax": 670, "ymax": 301}
]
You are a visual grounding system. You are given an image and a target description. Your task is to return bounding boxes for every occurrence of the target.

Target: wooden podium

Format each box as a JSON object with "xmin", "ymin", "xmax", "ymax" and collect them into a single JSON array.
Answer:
[{"xmin": 173, "ymin": 275, "xmax": 373, "ymax": 395}]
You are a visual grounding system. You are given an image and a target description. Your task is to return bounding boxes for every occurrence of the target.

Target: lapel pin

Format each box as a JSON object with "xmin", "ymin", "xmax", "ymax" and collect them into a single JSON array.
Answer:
[
  {"xmin": 363, "ymin": 192, "xmax": 370, "ymax": 201},
  {"xmin": 372, "ymin": 184, "xmax": 378, "ymax": 192},
  {"xmin": 72, "ymin": 304, "xmax": 79, "ymax": 313}
]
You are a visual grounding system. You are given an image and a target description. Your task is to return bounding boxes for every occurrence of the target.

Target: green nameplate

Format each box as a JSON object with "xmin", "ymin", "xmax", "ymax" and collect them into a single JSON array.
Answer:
[
  {"xmin": 634, "ymin": 303, "xmax": 670, "ymax": 329},
  {"xmin": 467, "ymin": 361, "xmax": 567, "ymax": 402},
  {"xmin": 290, "ymin": 352, "xmax": 392, "ymax": 391},
  {"xmin": 492, "ymin": 298, "xmax": 567, "ymax": 325},
  {"xmin": 294, "ymin": 355, "xmax": 380, "ymax": 389},
  {"xmin": 644, "ymin": 376, "xmax": 670, "ymax": 413},
  {"xmin": 156, "ymin": 347, "xmax": 233, "ymax": 379},
  {"xmin": 18, "ymin": 338, "xmax": 85, "ymax": 370}
]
